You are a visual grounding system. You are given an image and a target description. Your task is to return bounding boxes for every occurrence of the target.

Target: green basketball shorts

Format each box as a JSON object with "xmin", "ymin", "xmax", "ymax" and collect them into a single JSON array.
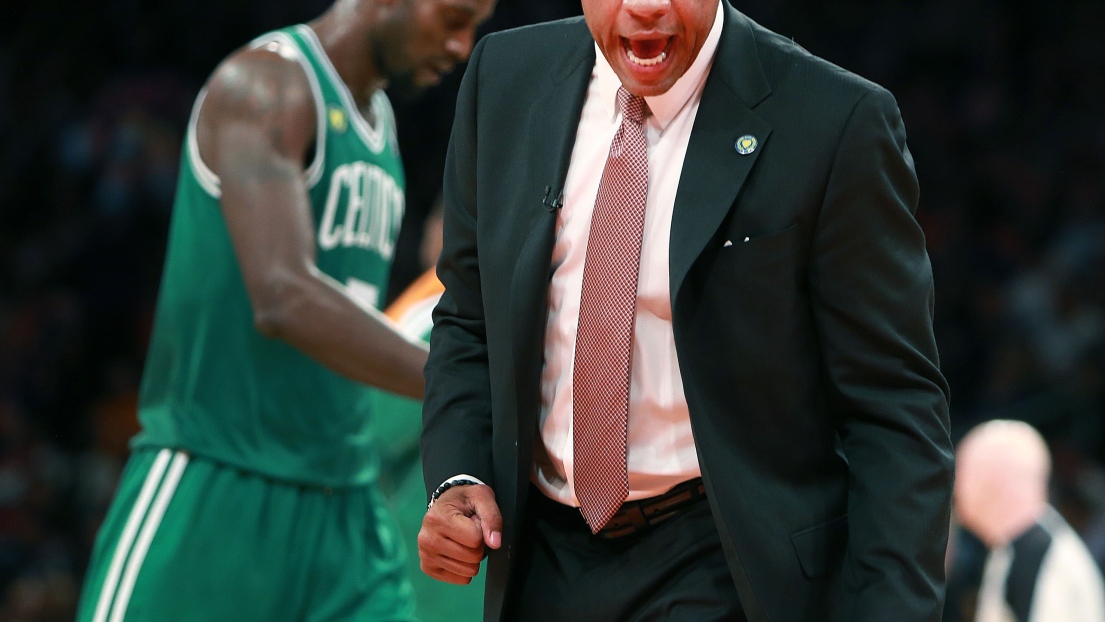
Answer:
[{"xmin": 77, "ymin": 447, "xmax": 416, "ymax": 622}]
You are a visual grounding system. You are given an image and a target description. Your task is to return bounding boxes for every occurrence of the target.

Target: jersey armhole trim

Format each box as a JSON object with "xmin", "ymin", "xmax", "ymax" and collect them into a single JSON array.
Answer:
[
  {"xmin": 186, "ymin": 89, "xmax": 222, "ymax": 198},
  {"xmin": 252, "ymin": 31, "xmax": 327, "ymax": 189}
]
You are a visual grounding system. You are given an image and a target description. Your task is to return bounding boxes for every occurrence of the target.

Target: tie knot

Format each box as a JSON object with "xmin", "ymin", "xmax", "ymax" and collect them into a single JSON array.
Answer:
[{"xmin": 617, "ymin": 87, "xmax": 647, "ymax": 125}]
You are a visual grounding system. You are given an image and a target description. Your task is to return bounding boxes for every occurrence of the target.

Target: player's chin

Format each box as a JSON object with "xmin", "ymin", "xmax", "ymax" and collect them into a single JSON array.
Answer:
[{"xmin": 414, "ymin": 67, "xmax": 445, "ymax": 87}]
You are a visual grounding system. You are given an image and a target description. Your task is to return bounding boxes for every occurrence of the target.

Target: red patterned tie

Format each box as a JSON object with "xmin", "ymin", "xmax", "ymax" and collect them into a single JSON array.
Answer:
[{"xmin": 573, "ymin": 87, "xmax": 649, "ymax": 533}]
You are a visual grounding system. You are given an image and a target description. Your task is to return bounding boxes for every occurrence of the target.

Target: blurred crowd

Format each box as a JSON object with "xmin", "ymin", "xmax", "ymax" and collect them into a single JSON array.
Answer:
[{"xmin": 1, "ymin": 0, "xmax": 1102, "ymax": 619}]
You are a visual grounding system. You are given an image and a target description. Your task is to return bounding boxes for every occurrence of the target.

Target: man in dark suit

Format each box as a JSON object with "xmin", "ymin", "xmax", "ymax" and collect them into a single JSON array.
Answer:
[{"xmin": 418, "ymin": 0, "xmax": 954, "ymax": 620}]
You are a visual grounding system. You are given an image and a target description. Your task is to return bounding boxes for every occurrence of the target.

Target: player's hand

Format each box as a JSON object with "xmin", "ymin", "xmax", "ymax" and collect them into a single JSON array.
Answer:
[{"xmin": 418, "ymin": 484, "xmax": 502, "ymax": 585}]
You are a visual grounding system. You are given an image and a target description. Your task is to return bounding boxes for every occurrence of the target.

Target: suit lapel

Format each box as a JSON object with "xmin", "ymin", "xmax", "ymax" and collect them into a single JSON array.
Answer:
[
  {"xmin": 508, "ymin": 26, "xmax": 594, "ymax": 498},
  {"xmin": 669, "ymin": 3, "xmax": 773, "ymax": 303}
]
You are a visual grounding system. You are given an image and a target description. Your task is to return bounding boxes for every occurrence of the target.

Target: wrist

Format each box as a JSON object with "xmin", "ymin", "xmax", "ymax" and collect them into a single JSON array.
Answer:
[{"xmin": 427, "ymin": 478, "xmax": 481, "ymax": 510}]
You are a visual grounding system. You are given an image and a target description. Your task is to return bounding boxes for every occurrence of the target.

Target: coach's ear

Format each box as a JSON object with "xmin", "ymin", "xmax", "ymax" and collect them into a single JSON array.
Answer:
[{"xmin": 790, "ymin": 514, "xmax": 848, "ymax": 578}]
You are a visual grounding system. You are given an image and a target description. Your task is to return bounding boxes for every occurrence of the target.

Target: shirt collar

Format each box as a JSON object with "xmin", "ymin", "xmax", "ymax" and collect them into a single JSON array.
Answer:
[{"xmin": 594, "ymin": 3, "xmax": 724, "ymax": 131}]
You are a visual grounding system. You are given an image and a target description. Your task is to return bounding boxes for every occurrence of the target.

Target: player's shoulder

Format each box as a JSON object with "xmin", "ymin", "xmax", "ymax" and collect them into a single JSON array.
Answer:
[{"xmin": 204, "ymin": 41, "xmax": 315, "ymax": 120}]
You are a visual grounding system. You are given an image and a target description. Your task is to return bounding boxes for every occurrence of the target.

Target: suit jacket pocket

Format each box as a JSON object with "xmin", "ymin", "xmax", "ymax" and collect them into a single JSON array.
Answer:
[
  {"xmin": 790, "ymin": 514, "xmax": 848, "ymax": 578},
  {"xmin": 729, "ymin": 222, "xmax": 799, "ymax": 268}
]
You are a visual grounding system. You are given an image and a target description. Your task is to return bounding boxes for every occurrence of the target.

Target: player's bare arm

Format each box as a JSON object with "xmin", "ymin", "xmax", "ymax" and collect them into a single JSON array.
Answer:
[{"xmin": 198, "ymin": 47, "xmax": 428, "ymax": 399}]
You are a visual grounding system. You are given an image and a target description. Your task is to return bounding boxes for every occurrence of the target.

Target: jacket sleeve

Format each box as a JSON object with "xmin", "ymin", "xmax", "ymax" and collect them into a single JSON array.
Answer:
[
  {"xmin": 420, "ymin": 36, "xmax": 497, "ymax": 500},
  {"xmin": 809, "ymin": 85, "xmax": 954, "ymax": 621}
]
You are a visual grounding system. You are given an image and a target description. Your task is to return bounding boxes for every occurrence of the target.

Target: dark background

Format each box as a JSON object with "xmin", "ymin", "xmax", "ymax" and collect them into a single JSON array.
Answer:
[{"xmin": 2, "ymin": 0, "xmax": 1103, "ymax": 619}]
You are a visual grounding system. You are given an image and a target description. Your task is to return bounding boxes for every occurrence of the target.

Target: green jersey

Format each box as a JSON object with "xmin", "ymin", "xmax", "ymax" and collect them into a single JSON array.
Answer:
[{"xmin": 132, "ymin": 25, "xmax": 406, "ymax": 487}]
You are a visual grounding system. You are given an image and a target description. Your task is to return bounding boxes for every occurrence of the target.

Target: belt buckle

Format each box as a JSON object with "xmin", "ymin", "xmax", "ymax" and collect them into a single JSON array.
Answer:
[
  {"xmin": 597, "ymin": 503, "xmax": 648, "ymax": 539},
  {"xmin": 596, "ymin": 479, "xmax": 705, "ymax": 539}
]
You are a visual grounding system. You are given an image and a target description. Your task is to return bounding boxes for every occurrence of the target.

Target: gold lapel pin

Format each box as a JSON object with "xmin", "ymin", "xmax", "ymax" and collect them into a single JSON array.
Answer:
[{"xmin": 734, "ymin": 135, "xmax": 757, "ymax": 155}]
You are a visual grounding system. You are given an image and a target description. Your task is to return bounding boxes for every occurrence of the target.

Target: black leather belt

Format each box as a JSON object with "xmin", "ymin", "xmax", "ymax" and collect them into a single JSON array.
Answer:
[
  {"xmin": 595, "ymin": 477, "xmax": 707, "ymax": 539},
  {"xmin": 531, "ymin": 478, "xmax": 708, "ymax": 540}
]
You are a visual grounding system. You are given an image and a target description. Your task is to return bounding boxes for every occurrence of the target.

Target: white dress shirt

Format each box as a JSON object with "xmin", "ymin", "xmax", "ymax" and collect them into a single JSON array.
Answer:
[{"xmin": 531, "ymin": 6, "xmax": 725, "ymax": 506}]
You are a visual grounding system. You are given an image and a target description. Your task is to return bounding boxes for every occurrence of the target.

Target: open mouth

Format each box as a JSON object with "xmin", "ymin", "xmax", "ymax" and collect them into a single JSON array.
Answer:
[{"xmin": 622, "ymin": 36, "xmax": 673, "ymax": 67}]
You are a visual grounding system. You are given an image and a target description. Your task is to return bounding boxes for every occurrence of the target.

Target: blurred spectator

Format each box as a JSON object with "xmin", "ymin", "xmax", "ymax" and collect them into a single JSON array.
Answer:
[{"xmin": 955, "ymin": 420, "xmax": 1105, "ymax": 622}]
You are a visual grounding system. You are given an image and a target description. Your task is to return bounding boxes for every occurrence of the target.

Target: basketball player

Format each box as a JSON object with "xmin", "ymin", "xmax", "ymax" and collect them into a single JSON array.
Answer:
[{"xmin": 76, "ymin": 1, "xmax": 494, "ymax": 620}]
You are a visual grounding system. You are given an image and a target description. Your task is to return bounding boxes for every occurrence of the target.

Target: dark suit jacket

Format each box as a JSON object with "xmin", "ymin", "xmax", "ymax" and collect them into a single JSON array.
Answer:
[{"xmin": 422, "ymin": 3, "xmax": 954, "ymax": 621}]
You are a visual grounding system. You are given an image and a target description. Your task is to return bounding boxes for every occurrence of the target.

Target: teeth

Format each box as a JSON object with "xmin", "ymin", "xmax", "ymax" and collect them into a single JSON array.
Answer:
[{"xmin": 626, "ymin": 47, "xmax": 667, "ymax": 67}]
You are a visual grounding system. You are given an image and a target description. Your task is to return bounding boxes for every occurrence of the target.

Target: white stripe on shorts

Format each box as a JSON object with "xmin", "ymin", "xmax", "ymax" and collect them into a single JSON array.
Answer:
[
  {"xmin": 93, "ymin": 449, "xmax": 189, "ymax": 622},
  {"xmin": 92, "ymin": 449, "xmax": 172, "ymax": 622},
  {"xmin": 108, "ymin": 451, "xmax": 189, "ymax": 622}
]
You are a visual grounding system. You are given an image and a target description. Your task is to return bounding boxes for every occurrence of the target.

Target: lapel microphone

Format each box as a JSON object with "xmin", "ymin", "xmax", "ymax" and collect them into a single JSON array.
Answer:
[{"xmin": 542, "ymin": 186, "xmax": 564, "ymax": 212}]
